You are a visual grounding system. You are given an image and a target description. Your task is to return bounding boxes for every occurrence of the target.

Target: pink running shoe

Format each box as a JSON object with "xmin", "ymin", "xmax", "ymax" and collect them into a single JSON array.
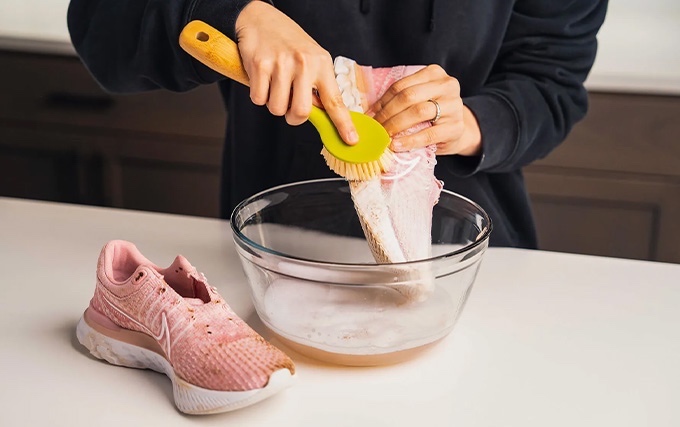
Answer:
[{"xmin": 76, "ymin": 240, "xmax": 296, "ymax": 414}]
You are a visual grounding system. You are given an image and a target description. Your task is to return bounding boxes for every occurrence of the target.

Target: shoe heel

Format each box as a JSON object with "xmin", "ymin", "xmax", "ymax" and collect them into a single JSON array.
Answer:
[{"xmin": 76, "ymin": 316, "xmax": 167, "ymax": 374}]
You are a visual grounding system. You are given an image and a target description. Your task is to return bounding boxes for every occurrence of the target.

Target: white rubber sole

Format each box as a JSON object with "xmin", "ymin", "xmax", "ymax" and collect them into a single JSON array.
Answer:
[{"xmin": 76, "ymin": 316, "xmax": 295, "ymax": 414}]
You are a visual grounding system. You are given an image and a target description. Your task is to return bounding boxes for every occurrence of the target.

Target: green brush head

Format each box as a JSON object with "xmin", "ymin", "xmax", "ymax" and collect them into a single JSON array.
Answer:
[{"xmin": 308, "ymin": 106, "xmax": 391, "ymax": 164}]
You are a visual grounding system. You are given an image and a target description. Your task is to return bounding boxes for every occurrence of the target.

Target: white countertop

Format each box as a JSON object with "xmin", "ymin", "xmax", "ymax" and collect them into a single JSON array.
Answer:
[
  {"xmin": 1, "ymin": 196, "xmax": 679, "ymax": 426},
  {"xmin": 0, "ymin": 0, "xmax": 679, "ymax": 94}
]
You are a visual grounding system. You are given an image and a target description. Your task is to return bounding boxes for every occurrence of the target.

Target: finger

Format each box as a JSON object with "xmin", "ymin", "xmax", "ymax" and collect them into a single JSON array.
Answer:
[
  {"xmin": 390, "ymin": 123, "xmax": 449, "ymax": 152},
  {"xmin": 370, "ymin": 81, "xmax": 444, "ymax": 126},
  {"xmin": 381, "ymin": 97, "xmax": 447, "ymax": 136},
  {"xmin": 246, "ymin": 58, "xmax": 272, "ymax": 106},
  {"xmin": 366, "ymin": 65, "xmax": 446, "ymax": 116},
  {"xmin": 286, "ymin": 73, "xmax": 313, "ymax": 125},
  {"xmin": 366, "ymin": 66, "xmax": 440, "ymax": 115},
  {"xmin": 267, "ymin": 64, "xmax": 295, "ymax": 116},
  {"xmin": 317, "ymin": 69, "xmax": 358, "ymax": 145}
]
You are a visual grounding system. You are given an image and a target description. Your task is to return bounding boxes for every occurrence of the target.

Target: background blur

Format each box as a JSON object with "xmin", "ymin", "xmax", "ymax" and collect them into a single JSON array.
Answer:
[{"xmin": 0, "ymin": 0, "xmax": 679, "ymax": 263}]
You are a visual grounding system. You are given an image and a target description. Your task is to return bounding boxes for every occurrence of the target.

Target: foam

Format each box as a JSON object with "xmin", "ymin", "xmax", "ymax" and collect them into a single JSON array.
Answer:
[{"xmin": 261, "ymin": 277, "xmax": 456, "ymax": 355}]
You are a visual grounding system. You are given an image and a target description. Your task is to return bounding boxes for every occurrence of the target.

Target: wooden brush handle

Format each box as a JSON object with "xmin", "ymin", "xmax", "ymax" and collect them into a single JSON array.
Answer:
[
  {"xmin": 179, "ymin": 20, "xmax": 251, "ymax": 86},
  {"xmin": 180, "ymin": 20, "xmax": 325, "ymax": 122}
]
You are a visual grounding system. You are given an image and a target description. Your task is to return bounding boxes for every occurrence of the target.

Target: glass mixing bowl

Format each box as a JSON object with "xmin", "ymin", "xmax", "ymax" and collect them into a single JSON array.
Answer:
[{"xmin": 231, "ymin": 178, "xmax": 492, "ymax": 366}]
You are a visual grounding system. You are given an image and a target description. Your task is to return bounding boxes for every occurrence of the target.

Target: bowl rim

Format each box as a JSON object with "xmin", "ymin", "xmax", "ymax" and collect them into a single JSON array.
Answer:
[{"xmin": 229, "ymin": 177, "xmax": 493, "ymax": 267}]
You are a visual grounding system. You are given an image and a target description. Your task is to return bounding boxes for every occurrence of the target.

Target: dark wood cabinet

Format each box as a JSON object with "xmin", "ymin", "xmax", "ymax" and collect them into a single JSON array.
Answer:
[
  {"xmin": 0, "ymin": 51, "xmax": 225, "ymax": 216},
  {"xmin": 525, "ymin": 93, "xmax": 680, "ymax": 263},
  {"xmin": 1, "ymin": 51, "xmax": 679, "ymax": 263}
]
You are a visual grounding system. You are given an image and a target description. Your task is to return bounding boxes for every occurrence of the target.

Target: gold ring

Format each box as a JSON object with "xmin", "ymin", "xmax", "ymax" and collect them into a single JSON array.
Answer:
[{"xmin": 428, "ymin": 99, "xmax": 441, "ymax": 125}]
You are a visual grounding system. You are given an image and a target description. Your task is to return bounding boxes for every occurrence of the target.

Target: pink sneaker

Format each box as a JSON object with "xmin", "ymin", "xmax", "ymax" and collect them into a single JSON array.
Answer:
[{"xmin": 76, "ymin": 240, "xmax": 296, "ymax": 414}]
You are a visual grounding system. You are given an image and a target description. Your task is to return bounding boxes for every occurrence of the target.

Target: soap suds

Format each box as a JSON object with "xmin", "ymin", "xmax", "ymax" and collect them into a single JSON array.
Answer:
[{"xmin": 261, "ymin": 277, "xmax": 456, "ymax": 355}]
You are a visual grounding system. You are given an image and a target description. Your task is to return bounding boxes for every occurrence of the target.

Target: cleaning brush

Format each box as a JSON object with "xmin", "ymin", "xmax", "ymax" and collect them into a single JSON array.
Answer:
[{"xmin": 179, "ymin": 20, "xmax": 393, "ymax": 181}]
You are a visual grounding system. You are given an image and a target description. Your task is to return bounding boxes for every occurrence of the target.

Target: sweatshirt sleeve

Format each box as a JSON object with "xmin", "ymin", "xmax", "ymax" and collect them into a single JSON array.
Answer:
[
  {"xmin": 445, "ymin": 0, "xmax": 608, "ymax": 175},
  {"xmin": 66, "ymin": 0, "xmax": 258, "ymax": 93}
]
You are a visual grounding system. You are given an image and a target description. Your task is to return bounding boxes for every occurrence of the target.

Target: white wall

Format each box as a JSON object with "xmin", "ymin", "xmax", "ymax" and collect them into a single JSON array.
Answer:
[{"xmin": 585, "ymin": 0, "xmax": 680, "ymax": 94}]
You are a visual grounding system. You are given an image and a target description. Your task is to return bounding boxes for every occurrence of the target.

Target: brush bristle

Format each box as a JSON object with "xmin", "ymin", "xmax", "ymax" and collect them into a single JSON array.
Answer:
[{"xmin": 321, "ymin": 148, "xmax": 394, "ymax": 181}]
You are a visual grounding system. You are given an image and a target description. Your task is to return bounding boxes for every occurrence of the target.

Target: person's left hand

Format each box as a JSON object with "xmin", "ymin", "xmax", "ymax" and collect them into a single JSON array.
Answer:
[{"xmin": 365, "ymin": 65, "xmax": 482, "ymax": 156}]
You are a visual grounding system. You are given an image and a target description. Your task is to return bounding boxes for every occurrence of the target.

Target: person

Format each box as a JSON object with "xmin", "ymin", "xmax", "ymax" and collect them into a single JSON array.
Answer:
[{"xmin": 67, "ymin": 0, "xmax": 608, "ymax": 248}]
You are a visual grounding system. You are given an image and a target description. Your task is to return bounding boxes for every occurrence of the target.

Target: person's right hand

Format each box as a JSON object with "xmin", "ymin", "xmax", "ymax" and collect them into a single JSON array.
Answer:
[{"xmin": 235, "ymin": 1, "xmax": 358, "ymax": 144}]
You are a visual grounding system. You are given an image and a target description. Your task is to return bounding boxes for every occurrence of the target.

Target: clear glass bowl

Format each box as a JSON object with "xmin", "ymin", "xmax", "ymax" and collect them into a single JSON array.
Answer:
[{"xmin": 231, "ymin": 178, "xmax": 492, "ymax": 366}]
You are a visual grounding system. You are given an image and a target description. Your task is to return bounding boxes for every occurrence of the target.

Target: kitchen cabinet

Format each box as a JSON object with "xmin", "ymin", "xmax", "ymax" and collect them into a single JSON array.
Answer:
[
  {"xmin": 0, "ymin": 51, "xmax": 225, "ymax": 216},
  {"xmin": 1, "ymin": 51, "xmax": 679, "ymax": 263},
  {"xmin": 525, "ymin": 93, "xmax": 680, "ymax": 263}
]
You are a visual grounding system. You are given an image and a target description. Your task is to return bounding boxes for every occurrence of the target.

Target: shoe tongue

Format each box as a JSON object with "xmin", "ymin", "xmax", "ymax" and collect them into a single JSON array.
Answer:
[
  {"xmin": 163, "ymin": 255, "xmax": 211, "ymax": 303},
  {"xmin": 168, "ymin": 255, "xmax": 196, "ymax": 276}
]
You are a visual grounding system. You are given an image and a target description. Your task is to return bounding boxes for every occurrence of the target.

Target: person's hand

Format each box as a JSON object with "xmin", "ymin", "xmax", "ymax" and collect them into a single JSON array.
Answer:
[
  {"xmin": 235, "ymin": 1, "xmax": 358, "ymax": 144},
  {"xmin": 366, "ymin": 65, "xmax": 481, "ymax": 156}
]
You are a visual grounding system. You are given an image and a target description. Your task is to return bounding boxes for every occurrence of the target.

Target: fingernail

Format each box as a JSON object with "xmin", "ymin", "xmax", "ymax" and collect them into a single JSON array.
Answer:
[
  {"xmin": 347, "ymin": 129, "xmax": 359, "ymax": 144},
  {"xmin": 391, "ymin": 139, "xmax": 403, "ymax": 151},
  {"xmin": 366, "ymin": 109, "xmax": 376, "ymax": 118}
]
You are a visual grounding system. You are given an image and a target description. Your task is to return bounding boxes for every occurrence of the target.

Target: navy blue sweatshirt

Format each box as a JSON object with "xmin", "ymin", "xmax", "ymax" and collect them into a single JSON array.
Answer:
[{"xmin": 67, "ymin": 0, "xmax": 607, "ymax": 248}]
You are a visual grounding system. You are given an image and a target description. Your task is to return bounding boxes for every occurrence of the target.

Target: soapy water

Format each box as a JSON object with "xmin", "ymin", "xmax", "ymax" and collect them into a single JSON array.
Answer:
[
  {"xmin": 239, "ymin": 224, "xmax": 477, "ymax": 355},
  {"xmin": 261, "ymin": 277, "xmax": 457, "ymax": 355}
]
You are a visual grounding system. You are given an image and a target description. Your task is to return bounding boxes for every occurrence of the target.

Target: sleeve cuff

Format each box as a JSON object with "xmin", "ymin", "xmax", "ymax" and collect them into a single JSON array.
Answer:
[
  {"xmin": 441, "ymin": 92, "xmax": 520, "ymax": 177},
  {"xmin": 189, "ymin": 0, "xmax": 255, "ymax": 40}
]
